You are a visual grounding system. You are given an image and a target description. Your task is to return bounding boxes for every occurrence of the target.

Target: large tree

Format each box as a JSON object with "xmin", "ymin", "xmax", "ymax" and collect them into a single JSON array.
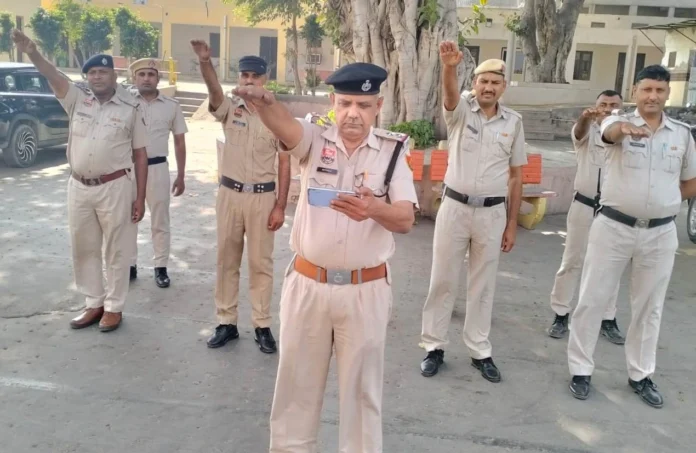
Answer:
[
  {"xmin": 0, "ymin": 13, "xmax": 15, "ymax": 62},
  {"xmin": 300, "ymin": 13, "xmax": 325, "ymax": 96},
  {"xmin": 507, "ymin": 0, "xmax": 585, "ymax": 83},
  {"xmin": 114, "ymin": 7, "xmax": 160, "ymax": 60},
  {"xmin": 323, "ymin": 0, "xmax": 481, "ymax": 129},
  {"xmin": 223, "ymin": 0, "xmax": 320, "ymax": 94},
  {"xmin": 28, "ymin": 8, "xmax": 64, "ymax": 63}
]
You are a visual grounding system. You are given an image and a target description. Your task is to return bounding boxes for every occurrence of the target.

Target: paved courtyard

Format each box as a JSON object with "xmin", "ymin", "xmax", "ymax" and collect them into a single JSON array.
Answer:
[{"xmin": 1, "ymin": 120, "xmax": 695, "ymax": 453}]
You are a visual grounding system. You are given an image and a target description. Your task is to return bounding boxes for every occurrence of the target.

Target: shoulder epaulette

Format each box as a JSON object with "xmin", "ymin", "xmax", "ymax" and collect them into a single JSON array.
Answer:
[
  {"xmin": 666, "ymin": 116, "xmax": 692, "ymax": 131},
  {"xmin": 373, "ymin": 128, "xmax": 409, "ymax": 143},
  {"xmin": 73, "ymin": 81, "xmax": 91, "ymax": 94},
  {"xmin": 161, "ymin": 94, "xmax": 179, "ymax": 104},
  {"xmin": 501, "ymin": 105, "xmax": 522, "ymax": 119}
]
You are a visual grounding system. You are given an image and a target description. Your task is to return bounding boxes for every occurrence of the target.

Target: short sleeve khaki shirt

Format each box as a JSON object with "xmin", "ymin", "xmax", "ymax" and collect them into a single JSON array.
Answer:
[
  {"xmin": 58, "ymin": 83, "xmax": 148, "ymax": 178},
  {"xmin": 571, "ymin": 122, "xmax": 607, "ymax": 197},
  {"xmin": 210, "ymin": 95, "xmax": 278, "ymax": 183},
  {"xmin": 443, "ymin": 92, "xmax": 527, "ymax": 197},
  {"xmin": 600, "ymin": 110, "xmax": 696, "ymax": 219},
  {"xmin": 282, "ymin": 121, "xmax": 419, "ymax": 270},
  {"xmin": 134, "ymin": 91, "xmax": 188, "ymax": 158}
]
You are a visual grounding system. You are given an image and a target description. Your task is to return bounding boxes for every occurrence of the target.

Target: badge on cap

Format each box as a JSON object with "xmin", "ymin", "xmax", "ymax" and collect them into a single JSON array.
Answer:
[
  {"xmin": 361, "ymin": 80, "xmax": 372, "ymax": 92},
  {"xmin": 320, "ymin": 147, "xmax": 336, "ymax": 165},
  {"xmin": 148, "ymin": 60, "xmax": 157, "ymax": 68},
  {"xmin": 102, "ymin": 58, "xmax": 107, "ymax": 66}
]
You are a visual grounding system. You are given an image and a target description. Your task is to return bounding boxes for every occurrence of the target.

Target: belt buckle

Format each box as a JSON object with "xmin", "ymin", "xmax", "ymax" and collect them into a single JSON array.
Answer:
[
  {"xmin": 84, "ymin": 177, "xmax": 98, "ymax": 186},
  {"xmin": 635, "ymin": 218, "xmax": 649, "ymax": 228},
  {"xmin": 326, "ymin": 269, "xmax": 352, "ymax": 285},
  {"xmin": 242, "ymin": 183, "xmax": 253, "ymax": 193},
  {"xmin": 468, "ymin": 196, "xmax": 486, "ymax": 208}
]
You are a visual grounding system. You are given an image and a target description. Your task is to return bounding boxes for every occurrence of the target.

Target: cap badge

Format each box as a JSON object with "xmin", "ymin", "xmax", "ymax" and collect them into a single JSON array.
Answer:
[
  {"xmin": 102, "ymin": 58, "xmax": 107, "ymax": 65},
  {"xmin": 148, "ymin": 60, "xmax": 157, "ymax": 67},
  {"xmin": 361, "ymin": 80, "xmax": 372, "ymax": 92}
]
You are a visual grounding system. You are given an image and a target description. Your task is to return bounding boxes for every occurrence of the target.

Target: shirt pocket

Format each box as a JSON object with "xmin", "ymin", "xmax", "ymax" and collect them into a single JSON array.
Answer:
[
  {"xmin": 224, "ymin": 123, "xmax": 246, "ymax": 146},
  {"xmin": 311, "ymin": 169, "xmax": 340, "ymax": 188},
  {"xmin": 101, "ymin": 120, "xmax": 130, "ymax": 141},
  {"xmin": 366, "ymin": 171, "xmax": 388, "ymax": 196},
  {"xmin": 622, "ymin": 141, "xmax": 648, "ymax": 169},
  {"xmin": 460, "ymin": 129, "xmax": 479, "ymax": 153},
  {"xmin": 662, "ymin": 145, "xmax": 683, "ymax": 174},
  {"xmin": 493, "ymin": 132, "xmax": 513, "ymax": 159},
  {"xmin": 151, "ymin": 118, "xmax": 170, "ymax": 134},
  {"xmin": 71, "ymin": 115, "xmax": 91, "ymax": 137}
]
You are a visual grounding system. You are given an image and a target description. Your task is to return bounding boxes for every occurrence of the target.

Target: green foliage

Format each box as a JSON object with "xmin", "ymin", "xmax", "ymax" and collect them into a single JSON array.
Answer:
[
  {"xmin": 317, "ymin": 9, "xmax": 342, "ymax": 48},
  {"xmin": 300, "ymin": 14, "xmax": 325, "ymax": 48},
  {"xmin": 0, "ymin": 12, "xmax": 15, "ymax": 61},
  {"xmin": 223, "ymin": 0, "xmax": 317, "ymax": 26},
  {"xmin": 81, "ymin": 7, "xmax": 114, "ymax": 57},
  {"xmin": 417, "ymin": 0, "xmax": 440, "ymax": 30},
  {"xmin": 459, "ymin": 0, "xmax": 488, "ymax": 44},
  {"xmin": 114, "ymin": 7, "xmax": 159, "ymax": 59},
  {"xmin": 388, "ymin": 120, "xmax": 435, "ymax": 149},
  {"xmin": 28, "ymin": 8, "xmax": 64, "ymax": 60},
  {"xmin": 265, "ymin": 80, "xmax": 291, "ymax": 94},
  {"xmin": 504, "ymin": 12, "xmax": 524, "ymax": 35}
]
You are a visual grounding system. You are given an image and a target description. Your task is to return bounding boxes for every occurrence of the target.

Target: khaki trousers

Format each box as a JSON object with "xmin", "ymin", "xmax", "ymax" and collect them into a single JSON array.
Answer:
[
  {"xmin": 130, "ymin": 162, "xmax": 171, "ymax": 267},
  {"xmin": 214, "ymin": 186, "xmax": 276, "ymax": 327},
  {"xmin": 269, "ymin": 260, "xmax": 392, "ymax": 453},
  {"xmin": 568, "ymin": 214, "xmax": 677, "ymax": 381},
  {"xmin": 550, "ymin": 200, "xmax": 619, "ymax": 319},
  {"xmin": 68, "ymin": 174, "xmax": 134, "ymax": 313},
  {"xmin": 421, "ymin": 197, "xmax": 507, "ymax": 359}
]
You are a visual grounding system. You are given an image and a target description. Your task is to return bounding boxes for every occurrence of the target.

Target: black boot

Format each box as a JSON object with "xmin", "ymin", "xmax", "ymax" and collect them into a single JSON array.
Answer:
[
  {"xmin": 629, "ymin": 377, "xmax": 663, "ymax": 408},
  {"xmin": 548, "ymin": 314, "xmax": 569, "ymax": 339},
  {"xmin": 154, "ymin": 267, "xmax": 170, "ymax": 288},
  {"xmin": 472, "ymin": 357, "xmax": 501, "ymax": 383},
  {"xmin": 130, "ymin": 266, "xmax": 137, "ymax": 281},
  {"xmin": 569, "ymin": 375, "xmax": 591, "ymax": 400},
  {"xmin": 600, "ymin": 318, "xmax": 625, "ymax": 345},
  {"xmin": 420, "ymin": 349, "xmax": 444, "ymax": 377},
  {"xmin": 254, "ymin": 327, "xmax": 277, "ymax": 354},
  {"xmin": 206, "ymin": 324, "xmax": 239, "ymax": 348}
]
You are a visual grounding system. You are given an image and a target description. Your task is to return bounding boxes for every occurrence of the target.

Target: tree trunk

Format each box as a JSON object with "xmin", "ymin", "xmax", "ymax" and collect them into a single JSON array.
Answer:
[
  {"xmin": 516, "ymin": 0, "xmax": 584, "ymax": 83},
  {"xmin": 333, "ymin": 0, "xmax": 468, "ymax": 132},
  {"xmin": 291, "ymin": 14, "xmax": 303, "ymax": 95}
]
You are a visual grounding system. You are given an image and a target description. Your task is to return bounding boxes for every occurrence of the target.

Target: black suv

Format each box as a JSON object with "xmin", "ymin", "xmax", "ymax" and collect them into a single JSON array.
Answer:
[{"xmin": 0, "ymin": 63, "xmax": 70, "ymax": 167}]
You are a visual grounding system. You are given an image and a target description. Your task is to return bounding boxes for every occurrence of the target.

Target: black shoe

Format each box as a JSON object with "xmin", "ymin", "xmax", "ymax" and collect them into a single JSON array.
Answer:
[
  {"xmin": 420, "ymin": 349, "xmax": 444, "ymax": 377},
  {"xmin": 569, "ymin": 375, "xmax": 591, "ymax": 400},
  {"xmin": 130, "ymin": 266, "xmax": 137, "ymax": 281},
  {"xmin": 601, "ymin": 318, "xmax": 625, "ymax": 345},
  {"xmin": 154, "ymin": 267, "xmax": 170, "ymax": 288},
  {"xmin": 254, "ymin": 327, "xmax": 277, "ymax": 354},
  {"xmin": 548, "ymin": 314, "xmax": 569, "ymax": 339},
  {"xmin": 629, "ymin": 377, "xmax": 664, "ymax": 408},
  {"xmin": 206, "ymin": 324, "xmax": 239, "ymax": 348},
  {"xmin": 472, "ymin": 357, "xmax": 501, "ymax": 383}
]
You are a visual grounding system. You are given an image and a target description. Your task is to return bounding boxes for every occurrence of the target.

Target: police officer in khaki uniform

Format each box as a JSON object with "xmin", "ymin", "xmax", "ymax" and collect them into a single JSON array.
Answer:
[
  {"xmin": 567, "ymin": 65, "xmax": 696, "ymax": 408},
  {"xmin": 127, "ymin": 58, "xmax": 188, "ymax": 288},
  {"xmin": 232, "ymin": 62, "xmax": 418, "ymax": 453},
  {"xmin": 190, "ymin": 40, "xmax": 290, "ymax": 354},
  {"xmin": 548, "ymin": 90, "xmax": 625, "ymax": 344},
  {"xmin": 419, "ymin": 43, "xmax": 527, "ymax": 382},
  {"xmin": 11, "ymin": 30, "xmax": 149, "ymax": 332}
]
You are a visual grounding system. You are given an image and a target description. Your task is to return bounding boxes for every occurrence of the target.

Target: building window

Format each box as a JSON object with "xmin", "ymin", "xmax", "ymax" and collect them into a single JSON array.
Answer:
[
  {"xmin": 668, "ymin": 52, "xmax": 677, "ymax": 68},
  {"xmin": 209, "ymin": 33, "xmax": 221, "ymax": 58},
  {"xmin": 631, "ymin": 23, "xmax": 649, "ymax": 29},
  {"xmin": 465, "ymin": 45, "xmax": 480, "ymax": 65},
  {"xmin": 573, "ymin": 51, "xmax": 593, "ymax": 81},
  {"xmin": 636, "ymin": 6, "xmax": 669, "ymax": 17},
  {"xmin": 306, "ymin": 53, "xmax": 322, "ymax": 65},
  {"xmin": 674, "ymin": 8, "xmax": 696, "ymax": 19},
  {"xmin": 590, "ymin": 22, "xmax": 606, "ymax": 28},
  {"xmin": 580, "ymin": 6, "xmax": 589, "ymax": 14},
  {"xmin": 501, "ymin": 47, "xmax": 524, "ymax": 74},
  {"xmin": 594, "ymin": 4, "xmax": 630, "ymax": 15}
]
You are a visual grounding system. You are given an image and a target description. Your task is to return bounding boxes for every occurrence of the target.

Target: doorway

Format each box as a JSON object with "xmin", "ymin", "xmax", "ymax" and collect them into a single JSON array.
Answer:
[
  {"xmin": 259, "ymin": 36, "xmax": 278, "ymax": 80},
  {"xmin": 615, "ymin": 52, "xmax": 646, "ymax": 95}
]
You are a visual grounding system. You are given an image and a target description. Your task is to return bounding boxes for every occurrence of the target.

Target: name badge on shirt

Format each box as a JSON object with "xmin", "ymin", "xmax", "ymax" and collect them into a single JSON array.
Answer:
[
  {"xmin": 232, "ymin": 119, "xmax": 246, "ymax": 127},
  {"xmin": 629, "ymin": 141, "xmax": 646, "ymax": 148},
  {"xmin": 76, "ymin": 112, "xmax": 92, "ymax": 119},
  {"xmin": 466, "ymin": 124, "xmax": 478, "ymax": 134},
  {"xmin": 317, "ymin": 166, "xmax": 338, "ymax": 175}
]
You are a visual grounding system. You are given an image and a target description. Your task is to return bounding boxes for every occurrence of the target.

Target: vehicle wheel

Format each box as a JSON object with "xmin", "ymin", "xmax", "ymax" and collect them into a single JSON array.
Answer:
[
  {"xmin": 687, "ymin": 198, "xmax": 696, "ymax": 244},
  {"xmin": 2, "ymin": 124, "xmax": 38, "ymax": 168}
]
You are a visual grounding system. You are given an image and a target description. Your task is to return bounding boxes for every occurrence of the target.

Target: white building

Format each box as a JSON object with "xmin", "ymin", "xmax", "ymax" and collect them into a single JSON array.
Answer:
[{"xmin": 457, "ymin": 0, "xmax": 696, "ymax": 105}]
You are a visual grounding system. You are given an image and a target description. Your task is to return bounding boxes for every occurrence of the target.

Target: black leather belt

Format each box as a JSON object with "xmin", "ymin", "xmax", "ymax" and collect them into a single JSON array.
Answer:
[
  {"xmin": 148, "ymin": 156, "xmax": 167, "ymax": 165},
  {"xmin": 599, "ymin": 206, "xmax": 675, "ymax": 229},
  {"xmin": 574, "ymin": 192, "xmax": 597, "ymax": 209},
  {"xmin": 444, "ymin": 186, "xmax": 505, "ymax": 207},
  {"xmin": 220, "ymin": 175, "xmax": 275, "ymax": 193}
]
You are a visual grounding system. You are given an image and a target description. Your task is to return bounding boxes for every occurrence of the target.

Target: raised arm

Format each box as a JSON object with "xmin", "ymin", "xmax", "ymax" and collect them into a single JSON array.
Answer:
[
  {"xmin": 11, "ymin": 29, "xmax": 69, "ymax": 98},
  {"xmin": 601, "ymin": 116, "xmax": 650, "ymax": 144},
  {"xmin": 191, "ymin": 40, "xmax": 224, "ymax": 110},
  {"xmin": 440, "ymin": 41, "xmax": 463, "ymax": 112},
  {"xmin": 574, "ymin": 108, "xmax": 601, "ymax": 142}
]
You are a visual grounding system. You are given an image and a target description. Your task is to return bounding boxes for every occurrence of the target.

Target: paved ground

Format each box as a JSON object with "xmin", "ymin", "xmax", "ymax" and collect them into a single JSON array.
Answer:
[{"xmin": 1, "ymin": 120, "xmax": 695, "ymax": 453}]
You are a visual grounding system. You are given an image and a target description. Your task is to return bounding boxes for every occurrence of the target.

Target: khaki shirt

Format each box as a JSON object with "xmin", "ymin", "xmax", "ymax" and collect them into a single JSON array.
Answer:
[
  {"xmin": 444, "ymin": 92, "xmax": 527, "ymax": 197},
  {"xmin": 59, "ymin": 83, "xmax": 148, "ymax": 178},
  {"xmin": 210, "ymin": 95, "xmax": 277, "ymax": 183},
  {"xmin": 600, "ymin": 110, "xmax": 696, "ymax": 219},
  {"xmin": 133, "ymin": 90, "xmax": 188, "ymax": 158},
  {"xmin": 572, "ymin": 122, "xmax": 607, "ymax": 197},
  {"xmin": 284, "ymin": 121, "xmax": 419, "ymax": 270}
]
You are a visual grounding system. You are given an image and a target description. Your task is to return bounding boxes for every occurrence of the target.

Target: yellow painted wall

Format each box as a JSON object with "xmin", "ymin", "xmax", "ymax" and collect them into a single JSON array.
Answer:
[
  {"xmin": 0, "ymin": 0, "xmax": 41, "ymax": 62},
  {"xmin": 662, "ymin": 28, "xmax": 695, "ymax": 106}
]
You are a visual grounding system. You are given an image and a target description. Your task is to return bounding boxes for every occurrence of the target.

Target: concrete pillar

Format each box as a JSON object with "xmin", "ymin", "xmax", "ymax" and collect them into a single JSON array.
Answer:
[
  {"xmin": 220, "ymin": 16, "xmax": 229, "ymax": 81},
  {"xmin": 277, "ymin": 31, "xmax": 288, "ymax": 83},
  {"xmin": 504, "ymin": 32, "xmax": 515, "ymax": 83},
  {"xmin": 161, "ymin": 16, "xmax": 172, "ymax": 61},
  {"xmin": 622, "ymin": 35, "xmax": 638, "ymax": 101},
  {"xmin": 565, "ymin": 40, "xmax": 578, "ymax": 83}
]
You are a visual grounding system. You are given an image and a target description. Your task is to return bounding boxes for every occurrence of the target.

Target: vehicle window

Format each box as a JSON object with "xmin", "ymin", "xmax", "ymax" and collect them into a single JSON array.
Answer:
[
  {"xmin": 15, "ymin": 74, "xmax": 44, "ymax": 93},
  {"xmin": 4, "ymin": 74, "xmax": 17, "ymax": 91}
]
